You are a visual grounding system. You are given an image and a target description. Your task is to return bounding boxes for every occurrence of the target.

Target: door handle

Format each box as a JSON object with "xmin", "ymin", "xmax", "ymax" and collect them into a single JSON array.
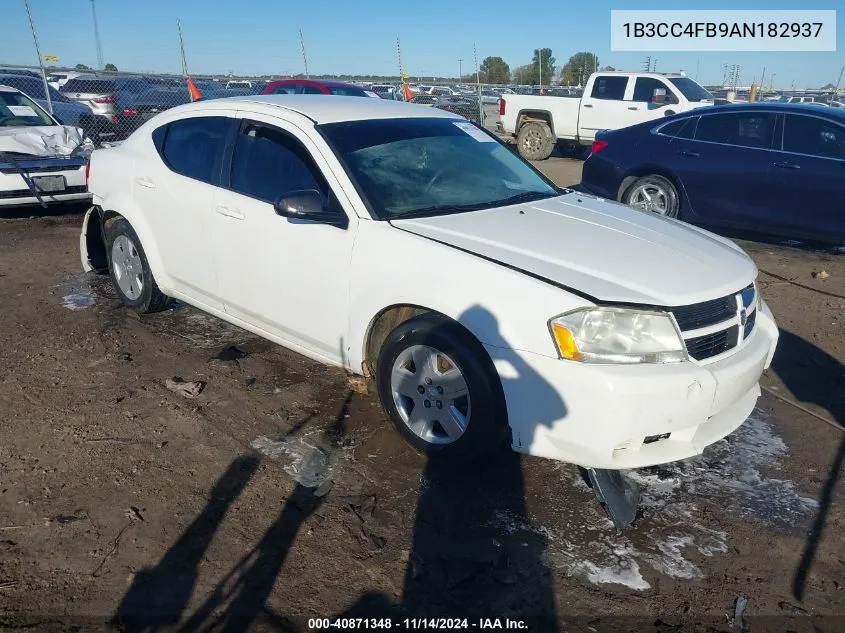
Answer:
[
  {"xmin": 583, "ymin": 104, "xmax": 593, "ymax": 108},
  {"xmin": 627, "ymin": 106, "xmax": 639, "ymax": 111},
  {"xmin": 679, "ymin": 150, "xmax": 700, "ymax": 157},
  {"xmin": 773, "ymin": 161, "xmax": 801, "ymax": 170},
  {"xmin": 215, "ymin": 205, "xmax": 244, "ymax": 220},
  {"xmin": 135, "ymin": 177, "xmax": 156, "ymax": 189}
]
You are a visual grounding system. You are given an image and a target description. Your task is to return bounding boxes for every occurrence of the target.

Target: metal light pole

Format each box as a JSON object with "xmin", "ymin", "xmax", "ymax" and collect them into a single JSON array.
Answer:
[
  {"xmin": 22, "ymin": 0, "xmax": 53, "ymax": 114},
  {"xmin": 90, "ymin": 0, "xmax": 104, "ymax": 70},
  {"xmin": 770, "ymin": 74, "xmax": 776, "ymax": 91},
  {"xmin": 458, "ymin": 59, "xmax": 463, "ymax": 81},
  {"xmin": 538, "ymin": 48, "xmax": 542, "ymax": 91},
  {"xmin": 835, "ymin": 65, "xmax": 844, "ymax": 96}
]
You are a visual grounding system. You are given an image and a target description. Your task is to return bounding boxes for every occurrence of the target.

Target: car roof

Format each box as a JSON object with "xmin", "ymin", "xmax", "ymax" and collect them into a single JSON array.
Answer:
[
  {"xmin": 266, "ymin": 79, "xmax": 364, "ymax": 90},
  {"xmin": 0, "ymin": 84, "xmax": 22, "ymax": 93},
  {"xmin": 163, "ymin": 94, "xmax": 461, "ymax": 124},
  {"xmin": 677, "ymin": 101, "xmax": 845, "ymax": 121}
]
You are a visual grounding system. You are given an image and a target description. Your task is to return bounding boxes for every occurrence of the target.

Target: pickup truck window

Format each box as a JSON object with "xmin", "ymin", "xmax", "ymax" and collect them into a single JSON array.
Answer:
[
  {"xmin": 632, "ymin": 78, "xmax": 679, "ymax": 104},
  {"xmin": 590, "ymin": 76, "xmax": 627, "ymax": 101},
  {"xmin": 782, "ymin": 114, "xmax": 845, "ymax": 159},
  {"xmin": 695, "ymin": 112, "xmax": 776, "ymax": 150},
  {"xmin": 668, "ymin": 78, "xmax": 714, "ymax": 102}
]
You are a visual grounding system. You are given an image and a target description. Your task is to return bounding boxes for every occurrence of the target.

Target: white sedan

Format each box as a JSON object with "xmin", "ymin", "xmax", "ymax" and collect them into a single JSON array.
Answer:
[{"xmin": 80, "ymin": 95, "xmax": 779, "ymax": 469}]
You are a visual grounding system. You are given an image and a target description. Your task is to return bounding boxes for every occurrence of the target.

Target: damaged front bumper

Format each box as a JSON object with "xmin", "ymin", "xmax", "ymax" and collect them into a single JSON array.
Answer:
[
  {"xmin": 0, "ymin": 156, "xmax": 90, "ymax": 207},
  {"xmin": 493, "ymin": 301, "xmax": 780, "ymax": 470}
]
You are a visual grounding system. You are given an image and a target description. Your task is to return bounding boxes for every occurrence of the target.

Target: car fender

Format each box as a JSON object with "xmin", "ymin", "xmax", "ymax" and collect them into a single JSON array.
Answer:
[
  {"xmin": 95, "ymin": 190, "xmax": 175, "ymax": 295},
  {"xmin": 345, "ymin": 221, "xmax": 590, "ymax": 373}
]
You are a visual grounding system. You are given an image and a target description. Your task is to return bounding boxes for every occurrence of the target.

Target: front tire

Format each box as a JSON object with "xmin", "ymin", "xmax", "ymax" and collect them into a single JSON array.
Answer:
[
  {"xmin": 104, "ymin": 218, "xmax": 170, "ymax": 313},
  {"xmin": 376, "ymin": 314, "xmax": 508, "ymax": 461},
  {"xmin": 517, "ymin": 121, "xmax": 554, "ymax": 161},
  {"xmin": 621, "ymin": 175, "xmax": 680, "ymax": 218}
]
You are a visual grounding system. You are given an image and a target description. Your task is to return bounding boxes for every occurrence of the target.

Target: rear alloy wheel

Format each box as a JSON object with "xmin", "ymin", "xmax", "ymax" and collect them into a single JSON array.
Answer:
[
  {"xmin": 517, "ymin": 121, "xmax": 554, "ymax": 161},
  {"xmin": 104, "ymin": 218, "xmax": 170, "ymax": 313},
  {"xmin": 622, "ymin": 175, "xmax": 680, "ymax": 218},
  {"xmin": 376, "ymin": 314, "xmax": 508, "ymax": 460}
]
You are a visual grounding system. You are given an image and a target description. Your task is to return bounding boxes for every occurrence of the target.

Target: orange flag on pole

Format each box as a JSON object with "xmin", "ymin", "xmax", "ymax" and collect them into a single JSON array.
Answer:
[{"xmin": 186, "ymin": 76, "xmax": 203, "ymax": 102}]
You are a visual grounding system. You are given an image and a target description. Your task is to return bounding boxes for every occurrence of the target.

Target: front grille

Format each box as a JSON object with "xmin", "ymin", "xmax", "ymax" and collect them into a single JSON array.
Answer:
[
  {"xmin": 0, "ymin": 163, "xmax": 85, "ymax": 175},
  {"xmin": 669, "ymin": 295, "xmax": 736, "ymax": 330},
  {"xmin": 0, "ymin": 185, "xmax": 87, "ymax": 199},
  {"xmin": 686, "ymin": 326, "xmax": 739, "ymax": 361}
]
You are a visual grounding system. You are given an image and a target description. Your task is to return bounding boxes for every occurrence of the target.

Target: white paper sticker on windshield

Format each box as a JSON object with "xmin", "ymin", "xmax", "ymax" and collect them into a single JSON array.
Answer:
[
  {"xmin": 453, "ymin": 120, "xmax": 495, "ymax": 142},
  {"xmin": 8, "ymin": 105, "xmax": 38, "ymax": 117}
]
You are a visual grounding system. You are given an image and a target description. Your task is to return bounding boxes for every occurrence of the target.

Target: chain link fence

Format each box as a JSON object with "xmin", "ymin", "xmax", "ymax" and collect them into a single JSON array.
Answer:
[{"xmin": 0, "ymin": 63, "xmax": 509, "ymax": 145}]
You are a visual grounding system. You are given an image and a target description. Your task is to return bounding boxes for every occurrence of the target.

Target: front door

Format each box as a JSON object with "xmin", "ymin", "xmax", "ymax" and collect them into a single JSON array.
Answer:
[{"xmin": 210, "ymin": 115, "xmax": 357, "ymax": 364}]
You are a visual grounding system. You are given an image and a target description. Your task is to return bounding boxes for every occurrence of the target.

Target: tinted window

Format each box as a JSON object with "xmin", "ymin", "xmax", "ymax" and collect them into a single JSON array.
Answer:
[
  {"xmin": 271, "ymin": 84, "xmax": 297, "ymax": 95},
  {"xmin": 300, "ymin": 85, "xmax": 323, "ymax": 95},
  {"xmin": 61, "ymin": 78, "xmax": 115, "ymax": 93},
  {"xmin": 632, "ymin": 78, "xmax": 669, "ymax": 102},
  {"xmin": 590, "ymin": 76, "xmax": 628, "ymax": 101},
  {"xmin": 328, "ymin": 86, "xmax": 367, "ymax": 97},
  {"xmin": 160, "ymin": 116, "xmax": 230, "ymax": 184},
  {"xmin": 782, "ymin": 114, "xmax": 845, "ymax": 159},
  {"xmin": 695, "ymin": 112, "xmax": 776, "ymax": 149},
  {"xmin": 230, "ymin": 122, "xmax": 325, "ymax": 203},
  {"xmin": 668, "ymin": 78, "xmax": 714, "ymax": 102},
  {"xmin": 659, "ymin": 117, "xmax": 696, "ymax": 139}
]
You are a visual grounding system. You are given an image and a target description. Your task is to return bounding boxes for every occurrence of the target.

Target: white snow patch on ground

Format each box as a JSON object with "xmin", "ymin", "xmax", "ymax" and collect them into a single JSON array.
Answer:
[{"xmin": 488, "ymin": 409, "xmax": 815, "ymax": 592}]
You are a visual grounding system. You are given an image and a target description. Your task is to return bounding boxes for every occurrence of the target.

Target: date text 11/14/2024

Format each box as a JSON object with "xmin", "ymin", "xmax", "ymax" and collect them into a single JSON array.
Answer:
[{"xmin": 307, "ymin": 618, "xmax": 529, "ymax": 630}]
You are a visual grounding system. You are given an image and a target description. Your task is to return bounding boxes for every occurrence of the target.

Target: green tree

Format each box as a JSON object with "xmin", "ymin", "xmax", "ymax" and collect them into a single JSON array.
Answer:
[
  {"xmin": 531, "ymin": 48, "xmax": 555, "ymax": 85},
  {"xmin": 75, "ymin": 63, "xmax": 90, "ymax": 71},
  {"xmin": 478, "ymin": 56, "xmax": 510, "ymax": 84},
  {"xmin": 560, "ymin": 52, "xmax": 599, "ymax": 85},
  {"xmin": 104, "ymin": 63, "xmax": 118, "ymax": 72},
  {"xmin": 511, "ymin": 64, "xmax": 534, "ymax": 85}
]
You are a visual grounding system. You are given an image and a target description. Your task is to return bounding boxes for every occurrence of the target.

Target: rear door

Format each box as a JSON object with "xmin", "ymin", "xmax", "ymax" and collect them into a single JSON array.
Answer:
[
  {"xmin": 133, "ymin": 113, "xmax": 236, "ymax": 309},
  {"xmin": 669, "ymin": 110, "xmax": 777, "ymax": 228},
  {"xmin": 578, "ymin": 75, "xmax": 630, "ymax": 142},
  {"xmin": 764, "ymin": 112, "xmax": 845, "ymax": 240}
]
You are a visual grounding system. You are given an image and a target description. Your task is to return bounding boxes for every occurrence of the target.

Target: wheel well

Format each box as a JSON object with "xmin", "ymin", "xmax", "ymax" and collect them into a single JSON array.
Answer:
[
  {"xmin": 516, "ymin": 110, "xmax": 555, "ymax": 137},
  {"xmin": 84, "ymin": 209, "xmax": 123, "ymax": 272},
  {"xmin": 363, "ymin": 305, "xmax": 433, "ymax": 376}
]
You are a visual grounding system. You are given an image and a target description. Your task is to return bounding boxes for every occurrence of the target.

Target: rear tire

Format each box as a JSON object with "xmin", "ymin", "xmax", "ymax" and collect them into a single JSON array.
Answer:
[
  {"xmin": 517, "ymin": 121, "xmax": 554, "ymax": 161},
  {"xmin": 621, "ymin": 175, "xmax": 680, "ymax": 218},
  {"xmin": 104, "ymin": 218, "xmax": 170, "ymax": 313},
  {"xmin": 376, "ymin": 314, "xmax": 509, "ymax": 461}
]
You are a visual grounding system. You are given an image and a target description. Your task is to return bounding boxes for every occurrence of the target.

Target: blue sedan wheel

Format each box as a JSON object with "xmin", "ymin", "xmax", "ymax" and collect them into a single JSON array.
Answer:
[{"xmin": 622, "ymin": 175, "xmax": 680, "ymax": 219}]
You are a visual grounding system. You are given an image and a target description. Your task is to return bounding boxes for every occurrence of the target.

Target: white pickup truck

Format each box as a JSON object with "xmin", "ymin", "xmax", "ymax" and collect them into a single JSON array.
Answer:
[{"xmin": 500, "ymin": 71, "xmax": 715, "ymax": 160}]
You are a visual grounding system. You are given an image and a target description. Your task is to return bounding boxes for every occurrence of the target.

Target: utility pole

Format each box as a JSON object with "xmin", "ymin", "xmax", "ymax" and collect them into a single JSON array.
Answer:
[
  {"xmin": 176, "ymin": 19, "xmax": 188, "ymax": 77},
  {"xmin": 396, "ymin": 37, "xmax": 403, "ymax": 84},
  {"xmin": 90, "ymin": 0, "xmax": 104, "ymax": 70},
  {"xmin": 299, "ymin": 29, "xmax": 309, "ymax": 78},
  {"xmin": 643, "ymin": 56, "xmax": 652, "ymax": 72},
  {"xmin": 835, "ymin": 65, "xmax": 844, "ymax": 95},
  {"xmin": 458, "ymin": 58, "xmax": 463, "ymax": 81},
  {"xmin": 538, "ymin": 48, "xmax": 542, "ymax": 90},
  {"xmin": 760, "ymin": 66, "xmax": 766, "ymax": 94},
  {"xmin": 22, "ymin": 0, "xmax": 52, "ymax": 114},
  {"xmin": 474, "ymin": 43, "xmax": 482, "ymax": 123}
]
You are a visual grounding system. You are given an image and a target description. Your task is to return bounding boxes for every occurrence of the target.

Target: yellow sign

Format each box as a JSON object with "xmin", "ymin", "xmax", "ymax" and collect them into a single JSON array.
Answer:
[{"xmin": 43, "ymin": 54, "xmax": 59, "ymax": 63}]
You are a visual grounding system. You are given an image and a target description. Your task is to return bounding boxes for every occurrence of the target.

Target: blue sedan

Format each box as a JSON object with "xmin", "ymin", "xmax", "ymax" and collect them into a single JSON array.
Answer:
[{"xmin": 580, "ymin": 102, "xmax": 845, "ymax": 243}]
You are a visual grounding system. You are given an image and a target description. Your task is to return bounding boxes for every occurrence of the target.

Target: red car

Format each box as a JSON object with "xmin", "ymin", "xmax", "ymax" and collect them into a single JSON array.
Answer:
[{"xmin": 261, "ymin": 79, "xmax": 372, "ymax": 97}]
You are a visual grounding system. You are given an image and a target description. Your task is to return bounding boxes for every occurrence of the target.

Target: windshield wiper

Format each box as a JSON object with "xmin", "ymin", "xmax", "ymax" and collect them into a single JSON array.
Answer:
[{"xmin": 392, "ymin": 190, "xmax": 560, "ymax": 220}]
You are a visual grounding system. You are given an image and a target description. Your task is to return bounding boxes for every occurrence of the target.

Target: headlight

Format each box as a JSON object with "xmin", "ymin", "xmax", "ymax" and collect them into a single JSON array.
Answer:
[{"xmin": 549, "ymin": 307, "xmax": 688, "ymax": 364}]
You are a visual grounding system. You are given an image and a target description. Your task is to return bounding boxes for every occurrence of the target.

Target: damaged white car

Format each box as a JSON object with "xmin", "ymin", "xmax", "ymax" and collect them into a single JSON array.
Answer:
[
  {"xmin": 0, "ymin": 84, "xmax": 90, "ymax": 208},
  {"xmin": 79, "ymin": 96, "xmax": 779, "ymax": 473}
]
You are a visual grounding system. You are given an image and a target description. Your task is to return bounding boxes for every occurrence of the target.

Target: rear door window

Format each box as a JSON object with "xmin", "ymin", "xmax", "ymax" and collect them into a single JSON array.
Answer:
[
  {"xmin": 299, "ymin": 85, "xmax": 323, "ymax": 95},
  {"xmin": 658, "ymin": 116, "xmax": 697, "ymax": 139},
  {"xmin": 157, "ymin": 116, "xmax": 231, "ymax": 184},
  {"xmin": 694, "ymin": 112, "xmax": 777, "ymax": 149},
  {"xmin": 271, "ymin": 84, "xmax": 297, "ymax": 95},
  {"xmin": 589, "ymin": 76, "xmax": 628, "ymax": 101},
  {"xmin": 782, "ymin": 114, "xmax": 845, "ymax": 159}
]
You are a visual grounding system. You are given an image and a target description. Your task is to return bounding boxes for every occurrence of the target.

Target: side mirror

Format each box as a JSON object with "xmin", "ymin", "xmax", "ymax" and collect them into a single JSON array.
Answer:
[
  {"xmin": 273, "ymin": 189, "xmax": 347, "ymax": 227},
  {"xmin": 651, "ymin": 88, "xmax": 667, "ymax": 105}
]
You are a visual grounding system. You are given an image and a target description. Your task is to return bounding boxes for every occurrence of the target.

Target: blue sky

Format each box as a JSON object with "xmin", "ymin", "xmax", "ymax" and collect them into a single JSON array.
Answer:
[{"xmin": 2, "ymin": 0, "xmax": 842, "ymax": 88}]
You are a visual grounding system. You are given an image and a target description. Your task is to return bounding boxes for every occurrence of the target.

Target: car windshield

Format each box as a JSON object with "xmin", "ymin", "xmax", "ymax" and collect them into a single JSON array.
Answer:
[
  {"xmin": 668, "ymin": 78, "xmax": 714, "ymax": 102},
  {"xmin": 0, "ymin": 76, "xmax": 68, "ymax": 102},
  {"xmin": 0, "ymin": 90, "xmax": 54, "ymax": 127},
  {"xmin": 319, "ymin": 117, "xmax": 561, "ymax": 219}
]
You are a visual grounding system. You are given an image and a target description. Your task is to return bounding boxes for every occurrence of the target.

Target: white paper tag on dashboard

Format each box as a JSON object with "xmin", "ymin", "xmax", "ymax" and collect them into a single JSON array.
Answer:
[
  {"xmin": 453, "ymin": 120, "xmax": 495, "ymax": 142},
  {"xmin": 8, "ymin": 105, "xmax": 38, "ymax": 117}
]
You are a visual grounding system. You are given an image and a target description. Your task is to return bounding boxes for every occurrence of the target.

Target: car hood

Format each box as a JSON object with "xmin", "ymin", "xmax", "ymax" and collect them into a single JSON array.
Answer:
[{"xmin": 389, "ymin": 193, "xmax": 756, "ymax": 306}]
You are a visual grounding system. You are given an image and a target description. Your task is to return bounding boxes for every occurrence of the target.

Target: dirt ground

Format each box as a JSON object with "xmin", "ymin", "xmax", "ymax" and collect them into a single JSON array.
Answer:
[{"xmin": 1, "ymin": 168, "xmax": 845, "ymax": 633}]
